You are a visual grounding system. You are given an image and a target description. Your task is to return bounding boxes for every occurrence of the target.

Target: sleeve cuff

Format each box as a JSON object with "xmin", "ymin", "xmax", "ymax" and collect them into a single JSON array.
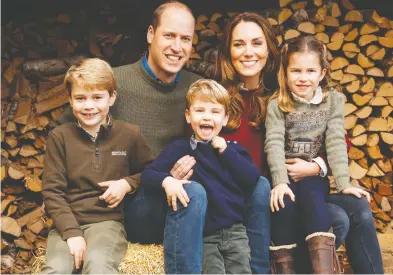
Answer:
[
  {"xmin": 123, "ymin": 174, "xmax": 140, "ymax": 194},
  {"xmin": 62, "ymin": 228, "xmax": 84, "ymax": 241},
  {"xmin": 312, "ymin": 157, "xmax": 327, "ymax": 177}
]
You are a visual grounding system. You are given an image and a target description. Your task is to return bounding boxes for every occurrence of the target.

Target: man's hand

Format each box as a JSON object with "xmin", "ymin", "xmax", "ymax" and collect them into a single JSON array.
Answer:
[
  {"xmin": 211, "ymin": 136, "xmax": 227, "ymax": 154},
  {"xmin": 286, "ymin": 158, "xmax": 320, "ymax": 182},
  {"xmin": 342, "ymin": 187, "xmax": 371, "ymax": 202},
  {"xmin": 162, "ymin": 177, "xmax": 190, "ymax": 211},
  {"xmin": 66, "ymin": 236, "xmax": 86, "ymax": 270},
  {"xmin": 98, "ymin": 179, "xmax": 131, "ymax": 208},
  {"xmin": 270, "ymin": 183, "xmax": 295, "ymax": 212},
  {"xmin": 170, "ymin": 155, "xmax": 195, "ymax": 180}
]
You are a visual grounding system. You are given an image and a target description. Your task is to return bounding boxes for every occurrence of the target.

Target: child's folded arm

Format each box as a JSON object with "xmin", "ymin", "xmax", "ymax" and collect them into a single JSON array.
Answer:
[
  {"xmin": 42, "ymin": 132, "xmax": 83, "ymax": 241},
  {"xmin": 220, "ymin": 143, "xmax": 260, "ymax": 186},
  {"xmin": 141, "ymin": 140, "xmax": 188, "ymax": 189}
]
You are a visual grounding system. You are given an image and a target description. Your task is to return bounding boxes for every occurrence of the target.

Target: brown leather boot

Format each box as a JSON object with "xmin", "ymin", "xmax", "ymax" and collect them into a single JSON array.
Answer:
[
  {"xmin": 270, "ymin": 244, "xmax": 297, "ymax": 274},
  {"xmin": 306, "ymin": 231, "xmax": 341, "ymax": 274}
]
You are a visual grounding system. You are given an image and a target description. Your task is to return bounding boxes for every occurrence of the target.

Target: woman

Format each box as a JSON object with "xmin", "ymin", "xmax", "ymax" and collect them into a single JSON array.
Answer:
[{"xmin": 215, "ymin": 12, "xmax": 383, "ymax": 274}]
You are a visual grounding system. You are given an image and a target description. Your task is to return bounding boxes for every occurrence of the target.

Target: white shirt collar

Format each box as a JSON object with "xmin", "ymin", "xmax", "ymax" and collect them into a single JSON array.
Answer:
[{"xmin": 291, "ymin": 86, "xmax": 323, "ymax": 105}]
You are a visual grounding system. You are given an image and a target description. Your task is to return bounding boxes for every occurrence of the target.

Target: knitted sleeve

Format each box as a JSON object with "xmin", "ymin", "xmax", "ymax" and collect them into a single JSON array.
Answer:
[
  {"xmin": 265, "ymin": 99, "xmax": 290, "ymax": 187},
  {"xmin": 326, "ymin": 91, "xmax": 352, "ymax": 192}
]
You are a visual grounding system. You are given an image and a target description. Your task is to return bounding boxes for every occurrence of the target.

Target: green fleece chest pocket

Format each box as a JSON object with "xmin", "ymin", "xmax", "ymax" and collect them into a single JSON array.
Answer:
[{"xmin": 104, "ymin": 149, "xmax": 130, "ymax": 175}]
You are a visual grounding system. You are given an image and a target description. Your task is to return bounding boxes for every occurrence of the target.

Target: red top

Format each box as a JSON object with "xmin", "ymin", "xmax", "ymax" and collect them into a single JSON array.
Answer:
[{"xmin": 221, "ymin": 91, "xmax": 266, "ymax": 175}]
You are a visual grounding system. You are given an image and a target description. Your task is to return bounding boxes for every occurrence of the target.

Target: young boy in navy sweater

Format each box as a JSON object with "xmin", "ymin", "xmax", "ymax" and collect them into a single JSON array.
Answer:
[{"xmin": 141, "ymin": 79, "xmax": 260, "ymax": 274}]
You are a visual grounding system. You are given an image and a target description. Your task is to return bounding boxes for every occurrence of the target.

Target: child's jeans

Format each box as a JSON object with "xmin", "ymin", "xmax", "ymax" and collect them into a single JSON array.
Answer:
[
  {"xmin": 271, "ymin": 176, "xmax": 331, "ymax": 245},
  {"xmin": 202, "ymin": 223, "xmax": 251, "ymax": 274},
  {"xmin": 40, "ymin": 220, "xmax": 128, "ymax": 274}
]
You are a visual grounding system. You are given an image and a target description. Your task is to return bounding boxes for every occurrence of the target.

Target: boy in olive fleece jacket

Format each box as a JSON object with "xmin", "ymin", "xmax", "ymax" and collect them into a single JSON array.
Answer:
[{"xmin": 41, "ymin": 58, "xmax": 153, "ymax": 274}]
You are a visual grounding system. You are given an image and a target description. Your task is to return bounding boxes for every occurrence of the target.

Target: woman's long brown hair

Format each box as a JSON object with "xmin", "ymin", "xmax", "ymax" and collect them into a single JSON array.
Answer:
[{"xmin": 214, "ymin": 12, "xmax": 280, "ymax": 130}]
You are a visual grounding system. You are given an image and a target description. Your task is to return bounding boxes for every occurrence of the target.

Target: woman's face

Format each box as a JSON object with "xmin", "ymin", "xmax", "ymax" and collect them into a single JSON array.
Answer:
[{"xmin": 230, "ymin": 21, "xmax": 269, "ymax": 84}]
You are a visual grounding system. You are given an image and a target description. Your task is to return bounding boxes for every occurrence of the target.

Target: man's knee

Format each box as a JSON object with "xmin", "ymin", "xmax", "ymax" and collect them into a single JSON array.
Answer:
[
  {"xmin": 183, "ymin": 181, "xmax": 207, "ymax": 210},
  {"xmin": 249, "ymin": 177, "xmax": 271, "ymax": 206}
]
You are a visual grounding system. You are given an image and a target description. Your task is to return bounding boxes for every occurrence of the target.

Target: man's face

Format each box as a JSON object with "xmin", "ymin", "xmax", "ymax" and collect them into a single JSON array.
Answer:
[{"xmin": 147, "ymin": 7, "xmax": 195, "ymax": 83}]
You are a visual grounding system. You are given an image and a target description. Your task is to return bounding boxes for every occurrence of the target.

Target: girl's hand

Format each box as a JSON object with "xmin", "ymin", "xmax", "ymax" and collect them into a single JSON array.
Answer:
[
  {"xmin": 211, "ymin": 136, "xmax": 227, "ymax": 154},
  {"xmin": 342, "ymin": 187, "xmax": 371, "ymax": 202},
  {"xmin": 286, "ymin": 158, "xmax": 320, "ymax": 182},
  {"xmin": 270, "ymin": 183, "xmax": 295, "ymax": 212},
  {"xmin": 162, "ymin": 177, "xmax": 191, "ymax": 211}
]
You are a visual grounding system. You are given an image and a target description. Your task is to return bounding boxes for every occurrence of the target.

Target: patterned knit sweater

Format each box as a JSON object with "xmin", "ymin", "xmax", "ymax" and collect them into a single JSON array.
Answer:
[
  {"xmin": 265, "ymin": 90, "xmax": 351, "ymax": 192},
  {"xmin": 112, "ymin": 60, "xmax": 201, "ymax": 157}
]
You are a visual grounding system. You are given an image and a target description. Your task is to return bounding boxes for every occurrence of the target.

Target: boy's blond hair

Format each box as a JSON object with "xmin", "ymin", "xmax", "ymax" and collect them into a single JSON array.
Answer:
[
  {"xmin": 64, "ymin": 58, "xmax": 116, "ymax": 96},
  {"xmin": 186, "ymin": 79, "xmax": 230, "ymax": 114}
]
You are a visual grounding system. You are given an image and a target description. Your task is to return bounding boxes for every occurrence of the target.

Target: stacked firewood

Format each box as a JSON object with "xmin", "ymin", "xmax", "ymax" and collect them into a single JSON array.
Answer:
[
  {"xmin": 1, "ymin": 0, "xmax": 392, "ymax": 273},
  {"xmin": 1, "ymin": 6, "xmax": 146, "ymax": 273}
]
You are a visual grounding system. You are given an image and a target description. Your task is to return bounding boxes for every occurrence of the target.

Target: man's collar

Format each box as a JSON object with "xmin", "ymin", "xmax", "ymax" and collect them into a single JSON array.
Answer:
[
  {"xmin": 291, "ymin": 86, "xmax": 323, "ymax": 105},
  {"xmin": 142, "ymin": 53, "xmax": 181, "ymax": 84},
  {"xmin": 190, "ymin": 134, "xmax": 212, "ymax": 150}
]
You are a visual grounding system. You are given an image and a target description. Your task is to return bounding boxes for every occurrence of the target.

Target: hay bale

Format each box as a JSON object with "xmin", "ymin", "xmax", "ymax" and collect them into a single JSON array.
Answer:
[{"xmin": 31, "ymin": 243, "xmax": 164, "ymax": 274}]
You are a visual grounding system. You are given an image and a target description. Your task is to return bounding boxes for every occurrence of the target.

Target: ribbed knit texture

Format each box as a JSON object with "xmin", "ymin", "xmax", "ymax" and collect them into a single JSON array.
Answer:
[
  {"xmin": 112, "ymin": 60, "xmax": 201, "ymax": 157},
  {"xmin": 265, "ymin": 90, "xmax": 351, "ymax": 192}
]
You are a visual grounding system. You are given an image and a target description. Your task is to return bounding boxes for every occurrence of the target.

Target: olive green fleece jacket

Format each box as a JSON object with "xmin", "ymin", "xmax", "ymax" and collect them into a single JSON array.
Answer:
[
  {"xmin": 265, "ymin": 90, "xmax": 352, "ymax": 192},
  {"xmin": 42, "ymin": 120, "xmax": 154, "ymax": 240}
]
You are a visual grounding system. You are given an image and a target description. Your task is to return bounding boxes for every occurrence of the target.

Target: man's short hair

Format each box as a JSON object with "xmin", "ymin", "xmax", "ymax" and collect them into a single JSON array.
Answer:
[
  {"xmin": 64, "ymin": 58, "xmax": 116, "ymax": 96},
  {"xmin": 151, "ymin": 1, "xmax": 194, "ymax": 30},
  {"xmin": 186, "ymin": 79, "xmax": 230, "ymax": 114}
]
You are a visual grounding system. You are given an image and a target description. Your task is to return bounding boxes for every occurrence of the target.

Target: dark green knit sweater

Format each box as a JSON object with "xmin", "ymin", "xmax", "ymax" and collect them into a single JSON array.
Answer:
[{"xmin": 112, "ymin": 60, "xmax": 201, "ymax": 156}]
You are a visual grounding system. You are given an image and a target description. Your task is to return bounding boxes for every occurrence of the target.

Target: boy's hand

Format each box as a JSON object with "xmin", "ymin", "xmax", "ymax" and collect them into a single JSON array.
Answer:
[
  {"xmin": 270, "ymin": 183, "xmax": 295, "ymax": 212},
  {"xmin": 98, "ymin": 179, "xmax": 131, "ymax": 208},
  {"xmin": 342, "ymin": 187, "xmax": 371, "ymax": 202},
  {"xmin": 66, "ymin": 236, "xmax": 86, "ymax": 270},
  {"xmin": 170, "ymin": 155, "xmax": 195, "ymax": 180},
  {"xmin": 162, "ymin": 177, "xmax": 190, "ymax": 211},
  {"xmin": 286, "ymin": 158, "xmax": 320, "ymax": 182},
  {"xmin": 211, "ymin": 136, "xmax": 227, "ymax": 154}
]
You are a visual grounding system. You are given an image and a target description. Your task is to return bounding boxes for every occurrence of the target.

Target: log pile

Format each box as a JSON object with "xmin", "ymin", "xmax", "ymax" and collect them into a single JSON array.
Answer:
[
  {"xmin": 1, "ymin": 0, "xmax": 392, "ymax": 273},
  {"xmin": 0, "ymin": 5, "xmax": 153, "ymax": 273}
]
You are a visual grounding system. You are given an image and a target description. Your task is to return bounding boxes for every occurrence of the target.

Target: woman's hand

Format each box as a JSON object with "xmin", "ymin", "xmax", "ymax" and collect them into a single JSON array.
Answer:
[
  {"xmin": 342, "ymin": 187, "xmax": 371, "ymax": 202},
  {"xmin": 270, "ymin": 183, "xmax": 295, "ymax": 212},
  {"xmin": 286, "ymin": 158, "xmax": 320, "ymax": 182},
  {"xmin": 170, "ymin": 155, "xmax": 196, "ymax": 180}
]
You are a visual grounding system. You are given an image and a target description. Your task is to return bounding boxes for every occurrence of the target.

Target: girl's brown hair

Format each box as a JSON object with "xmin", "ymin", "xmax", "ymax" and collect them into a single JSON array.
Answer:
[
  {"xmin": 214, "ymin": 12, "xmax": 280, "ymax": 130},
  {"xmin": 276, "ymin": 35, "xmax": 331, "ymax": 113}
]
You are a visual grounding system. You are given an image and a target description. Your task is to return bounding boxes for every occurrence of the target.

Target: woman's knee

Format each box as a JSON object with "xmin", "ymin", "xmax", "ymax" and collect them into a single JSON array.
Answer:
[{"xmin": 353, "ymin": 196, "xmax": 373, "ymax": 225}]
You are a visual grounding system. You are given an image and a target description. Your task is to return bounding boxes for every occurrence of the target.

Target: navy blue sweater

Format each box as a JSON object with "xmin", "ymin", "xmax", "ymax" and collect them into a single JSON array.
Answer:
[{"xmin": 141, "ymin": 139, "xmax": 260, "ymax": 234}]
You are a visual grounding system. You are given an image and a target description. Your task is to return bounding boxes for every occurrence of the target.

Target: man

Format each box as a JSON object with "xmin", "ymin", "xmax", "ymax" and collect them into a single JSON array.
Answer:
[{"xmin": 56, "ymin": 2, "xmax": 271, "ymax": 273}]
